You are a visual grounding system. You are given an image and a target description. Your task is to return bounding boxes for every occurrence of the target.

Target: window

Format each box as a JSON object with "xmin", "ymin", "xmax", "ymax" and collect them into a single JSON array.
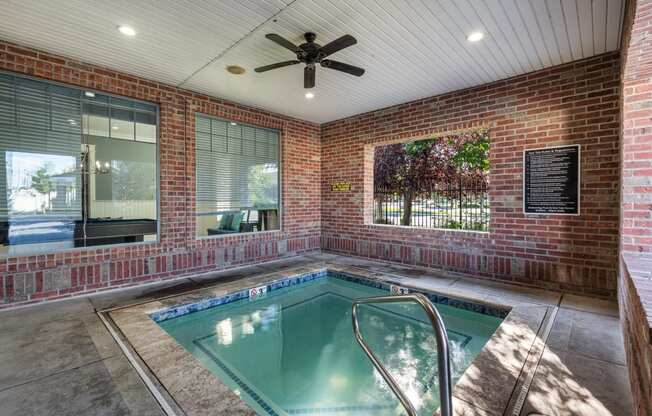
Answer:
[
  {"xmin": 0, "ymin": 73, "xmax": 158, "ymax": 256},
  {"xmin": 373, "ymin": 130, "xmax": 489, "ymax": 231},
  {"xmin": 195, "ymin": 114, "xmax": 279, "ymax": 237}
]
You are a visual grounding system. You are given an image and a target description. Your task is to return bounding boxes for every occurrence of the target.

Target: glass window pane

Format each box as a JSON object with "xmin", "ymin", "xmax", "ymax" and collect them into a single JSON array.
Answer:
[
  {"xmin": 212, "ymin": 135, "xmax": 227, "ymax": 153},
  {"xmin": 0, "ymin": 74, "xmax": 15, "ymax": 126},
  {"xmin": 110, "ymin": 96, "xmax": 134, "ymax": 108},
  {"xmin": 134, "ymin": 101, "xmax": 157, "ymax": 112},
  {"xmin": 86, "ymin": 136, "xmax": 156, "ymax": 222},
  {"xmin": 0, "ymin": 73, "xmax": 159, "ymax": 256},
  {"xmin": 242, "ymin": 139, "xmax": 255, "ymax": 157},
  {"xmin": 83, "ymin": 104, "xmax": 109, "ymax": 137},
  {"xmin": 195, "ymin": 114, "xmax": 279, "ymax": 237},
  {"xmin": 83, "ymin": 92, "xmax": 109, "ymax": 104},
  {"xmin": 227, "ymin": 122, "xmax": 242, "ymax": 138},
  {"xmin": 110, "ymin": 108, "xmax": 135, "ymax": 140},
  {"xmin": 135, "ymin": 112, "xmax": 156, "ymax": 143},
  {"xmin": 212, "ymin": 120, "xmax": 227, "ymax": 137},
  {"xmin": 227, "ymin": 137, "xmax": 242, "ymax": 155},
  {"xmin": 196, "ymin": 115, "xmax": 211, "ymax": 133}
]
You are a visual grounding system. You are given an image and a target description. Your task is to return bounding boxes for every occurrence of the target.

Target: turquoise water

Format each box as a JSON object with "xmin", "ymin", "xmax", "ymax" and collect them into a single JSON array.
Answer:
[{"xmin": 158, "ymin": 276, "xmax": 502, "ymax": 416}]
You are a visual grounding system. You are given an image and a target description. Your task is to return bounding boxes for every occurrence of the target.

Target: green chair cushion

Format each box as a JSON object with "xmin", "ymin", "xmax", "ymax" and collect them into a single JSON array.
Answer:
[
  {"xmin": 218, "ymin": 213, "xmax": 233, "ymax": 230},
  {"xmin": 230, "ymin": 211, "xmax": 244, "ymax": 232}
]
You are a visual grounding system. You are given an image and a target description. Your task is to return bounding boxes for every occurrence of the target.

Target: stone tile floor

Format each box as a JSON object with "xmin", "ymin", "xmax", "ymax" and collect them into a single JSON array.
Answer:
[{"xmin": 0, "ymin": 252, "xmax": 633, "ymax": 416}]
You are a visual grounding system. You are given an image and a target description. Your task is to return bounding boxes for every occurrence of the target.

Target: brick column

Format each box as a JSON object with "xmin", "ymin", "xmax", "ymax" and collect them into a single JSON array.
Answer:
[
  {"xmin": 622, "ymin": 0, "xmax": 652, "ymax": 253},
  {"xmin": 620, "ymin": 0, "xmax": 652, "ymax": 414}
]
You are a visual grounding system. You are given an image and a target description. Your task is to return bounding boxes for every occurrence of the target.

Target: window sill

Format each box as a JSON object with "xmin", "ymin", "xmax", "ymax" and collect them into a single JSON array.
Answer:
[
  {"xmin": 196, "ymin": 229, "xmax": 282, "ymax": 241},
  {"xmin": 0, "ymin": 238, "xmax": 160, "ymax": 259},
  {"xmin": 365, "ymin": 222, "xmax": 490, "ymax": 237}
]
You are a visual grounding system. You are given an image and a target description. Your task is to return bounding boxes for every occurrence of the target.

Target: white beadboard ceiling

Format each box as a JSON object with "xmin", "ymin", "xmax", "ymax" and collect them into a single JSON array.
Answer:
[{"xmin": 0, "ymin": 0, "xmax": 625, "ymax": 123}]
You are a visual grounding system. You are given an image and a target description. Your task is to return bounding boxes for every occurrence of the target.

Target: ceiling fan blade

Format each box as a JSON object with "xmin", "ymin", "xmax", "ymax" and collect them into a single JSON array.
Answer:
[
  {"xmin": 265, "ymin": 33, "xmax": 301, "ymax": 53},
  {"xmin": 304, "ymin": 66, "xmax": 315, "ymax": 88},
  {"xmin": 318, "ymin": 34, "xmax": 357, "ymax": 57},
  {"xmin": 321, "ymin": 59, "xmax": 365, "ymax": 77},
  {"xmin": 254, "ymin": 60, "xmax": 300, "ymax": 73}
]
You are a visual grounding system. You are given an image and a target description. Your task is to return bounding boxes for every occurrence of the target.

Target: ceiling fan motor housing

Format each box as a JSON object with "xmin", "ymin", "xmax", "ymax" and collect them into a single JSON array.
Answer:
[{"xmin": 298, "ymin": 32, "xmax": 323, "ymax": 64}]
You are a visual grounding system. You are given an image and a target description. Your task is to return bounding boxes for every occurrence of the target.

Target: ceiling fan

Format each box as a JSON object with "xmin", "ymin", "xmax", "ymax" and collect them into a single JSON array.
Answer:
[{"xmin": 254, "ymin": 32, "xmax": 365, "ymax": 88}]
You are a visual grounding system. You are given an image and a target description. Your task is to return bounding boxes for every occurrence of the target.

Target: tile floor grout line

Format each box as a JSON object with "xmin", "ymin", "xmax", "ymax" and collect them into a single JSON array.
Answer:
[
  {"xmin": 559, "ymin": 305, "xmax": 620, "ymax": 319},
  {"xmin": 546, "ymin": 347, "xmax": 628, "ymax": 368},
  {"xmin": 0, "ymin": 356, "xmax": 109, "ymax": 394}
]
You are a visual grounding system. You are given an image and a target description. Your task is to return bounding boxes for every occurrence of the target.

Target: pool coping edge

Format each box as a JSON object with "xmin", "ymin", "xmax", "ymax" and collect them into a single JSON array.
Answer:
[{"xmin": 103, "ymin": 262, "xmax": 554, "ymax": 416}]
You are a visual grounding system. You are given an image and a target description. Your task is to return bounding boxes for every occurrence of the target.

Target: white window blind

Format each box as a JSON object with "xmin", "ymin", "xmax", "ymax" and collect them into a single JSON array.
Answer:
[
  {"xmin": 0, "ymin": 74, "xmax": 82, "ymax": 220},
  {"xmin": 195, "ymin": 115, "xmax": 279, "ymax": 215}
]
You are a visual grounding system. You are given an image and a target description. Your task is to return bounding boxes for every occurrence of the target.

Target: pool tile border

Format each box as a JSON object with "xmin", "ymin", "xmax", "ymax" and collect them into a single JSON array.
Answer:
[
  {"xmin": 150, "ymin": 269, "xmax": 509, "ymax": 323},
  {"xmin": 106, "ymin": 260, "xmax": 553, "ymax": 416}
]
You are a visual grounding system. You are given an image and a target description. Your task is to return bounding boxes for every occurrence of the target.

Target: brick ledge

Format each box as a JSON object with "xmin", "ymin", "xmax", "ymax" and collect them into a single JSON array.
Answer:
[{"xmin": 622, "ymin": 252, "xmax": 652, "ymax": 343}]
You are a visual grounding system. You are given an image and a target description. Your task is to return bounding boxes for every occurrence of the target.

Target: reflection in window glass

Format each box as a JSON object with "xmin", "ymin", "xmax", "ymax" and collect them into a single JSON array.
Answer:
[
  {"xmin": 84, "ymin": 136, "xmax": 157, "ymax": 222},
  {"xmin": 82, "ymin": 97, "xmax": 158, "ymax": 246},
  {"xmin": 0, "ymin": 73, "xmax": 158, "ymax": 256},
  {"xmin": 82, "ymin": 104, "xmax": 109, "ymax": 137},
  {"xmin": 5, "ymin": 151, "xmax": 79, "ymax": 246},
  {"xmin": 110, "ymin": 108, "xmax": 135, "ymax": 140},
  {"xmin": 195, "ymin": 115, "xmax": 279, "ymax": 237},
  {"xmin": 135, "ymin": 112, "xmax": 156, "ymax": 143}
]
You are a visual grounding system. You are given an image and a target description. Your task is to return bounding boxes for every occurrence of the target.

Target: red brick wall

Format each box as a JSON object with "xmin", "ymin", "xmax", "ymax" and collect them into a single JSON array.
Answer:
[
  {"xmin": 620, "ymin": 0, "xmax": 652, "ymax": 414},
  {"xmin": 321, "ymin": 53, "xmax": 621, "ymax": 298},
  {"xmin": 622, "ymin": 0, "xmax": 652, "ymax": 254},
  {"xmin": 0, "ymin": 40, "xmax": 321, "ymax": 308}
]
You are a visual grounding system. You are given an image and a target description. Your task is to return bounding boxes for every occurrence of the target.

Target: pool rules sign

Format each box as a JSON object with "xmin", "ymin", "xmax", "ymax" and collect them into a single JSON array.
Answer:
[{"xmin": 524, "ymin": 145, "xmax": 580, "ymax": 215}]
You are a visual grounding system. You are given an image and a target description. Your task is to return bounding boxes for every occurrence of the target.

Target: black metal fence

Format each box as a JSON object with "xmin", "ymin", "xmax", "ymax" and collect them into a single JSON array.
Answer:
[{"xmin": 374, "ymin": 178, "xmax": 489, "ymax": 231}]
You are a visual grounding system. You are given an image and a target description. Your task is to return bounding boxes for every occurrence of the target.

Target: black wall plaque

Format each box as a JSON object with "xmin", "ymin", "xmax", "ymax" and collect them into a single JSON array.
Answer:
[{"xmin": 524, "ymin": 145, "xmax": 580, "ymax": 214}]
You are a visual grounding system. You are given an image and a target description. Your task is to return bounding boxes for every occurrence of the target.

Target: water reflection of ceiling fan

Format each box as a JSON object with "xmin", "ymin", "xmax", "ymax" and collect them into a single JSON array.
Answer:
[{"xmin": 255, "ymin": 32, "xmax": 365, "ymax": 88}]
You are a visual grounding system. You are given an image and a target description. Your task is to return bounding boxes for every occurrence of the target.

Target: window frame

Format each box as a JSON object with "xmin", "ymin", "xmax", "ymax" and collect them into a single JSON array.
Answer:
[
  {"xmin": 367, "ymin": 133, "xmax": 490, "ymax": 234},
  {"xmin": 194, "ymin": 112, "xmax": 283, "ymax": 240},
  {"xmin": 0, "ymin": 70, "xmax": 161, "ymax": 257}
]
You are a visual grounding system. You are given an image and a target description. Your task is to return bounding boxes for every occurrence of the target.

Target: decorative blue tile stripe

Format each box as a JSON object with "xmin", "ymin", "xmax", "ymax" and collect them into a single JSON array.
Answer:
[
  {"xmin": 150, "ymin": 268, "xmax": 509, "ymax": 322},
  {"xmin": 327, "ymin": 271, "xmax": 509, "ymax": 319},
  {"xmin": 150, "ymin": 270, "xmax": 328, "ymax": 322},
  {"xmin": 285, "ymin": 403, "xmax": 397, "ymax": 414},
  {"xmin": 193, "ymin": 340, "xmax": 281, "ymax": 416}
]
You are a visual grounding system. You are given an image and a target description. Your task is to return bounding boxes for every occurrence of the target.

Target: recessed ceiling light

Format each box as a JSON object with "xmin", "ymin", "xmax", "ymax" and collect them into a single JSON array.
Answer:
[
  {"xmin": 118, "ymin": 25, "xmax": 136, "ymax": 37},
  {"xmin": 230, "ymin": 122, "xmax": 237, "ymax": 126},
  {"xmin": 305, "ymin": 91, "xmax": 315, "ymax": 100},
  {"xmin": 226, "ymin": 65, "xmax": 246, "ymax": 75},
  {"xmin": 112, "ymin": 126, "xmax": 119, "ymax": 130},
  {"xmin": 466, "ymin": 31, "xmax": 484, "ymax": 42},
  {"xmin": 84, "ymin": 91, "xmax": 95, "ymax": 98}
]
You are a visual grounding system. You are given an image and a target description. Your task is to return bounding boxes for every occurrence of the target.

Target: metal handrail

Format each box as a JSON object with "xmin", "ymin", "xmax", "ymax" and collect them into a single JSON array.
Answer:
[{"xmin": 351, "ymin": 293, "xmax": 453, "ymax": 416}]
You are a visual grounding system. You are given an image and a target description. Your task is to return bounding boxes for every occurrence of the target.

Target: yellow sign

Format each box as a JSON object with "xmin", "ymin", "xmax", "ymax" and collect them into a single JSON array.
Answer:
[{"xmin": 331, "ymin": 182, "xmax": 351, "ymax": 192}]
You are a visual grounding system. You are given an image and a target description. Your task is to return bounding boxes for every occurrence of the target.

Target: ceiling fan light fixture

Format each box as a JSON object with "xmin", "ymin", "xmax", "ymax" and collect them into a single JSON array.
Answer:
[
  {"xmin": 226, "ymin": 65, "xmax": 246, "ymax": 75},
  {"xmin": 466, "ymin": 31, "xmax": 484, "ymax": 42}
]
